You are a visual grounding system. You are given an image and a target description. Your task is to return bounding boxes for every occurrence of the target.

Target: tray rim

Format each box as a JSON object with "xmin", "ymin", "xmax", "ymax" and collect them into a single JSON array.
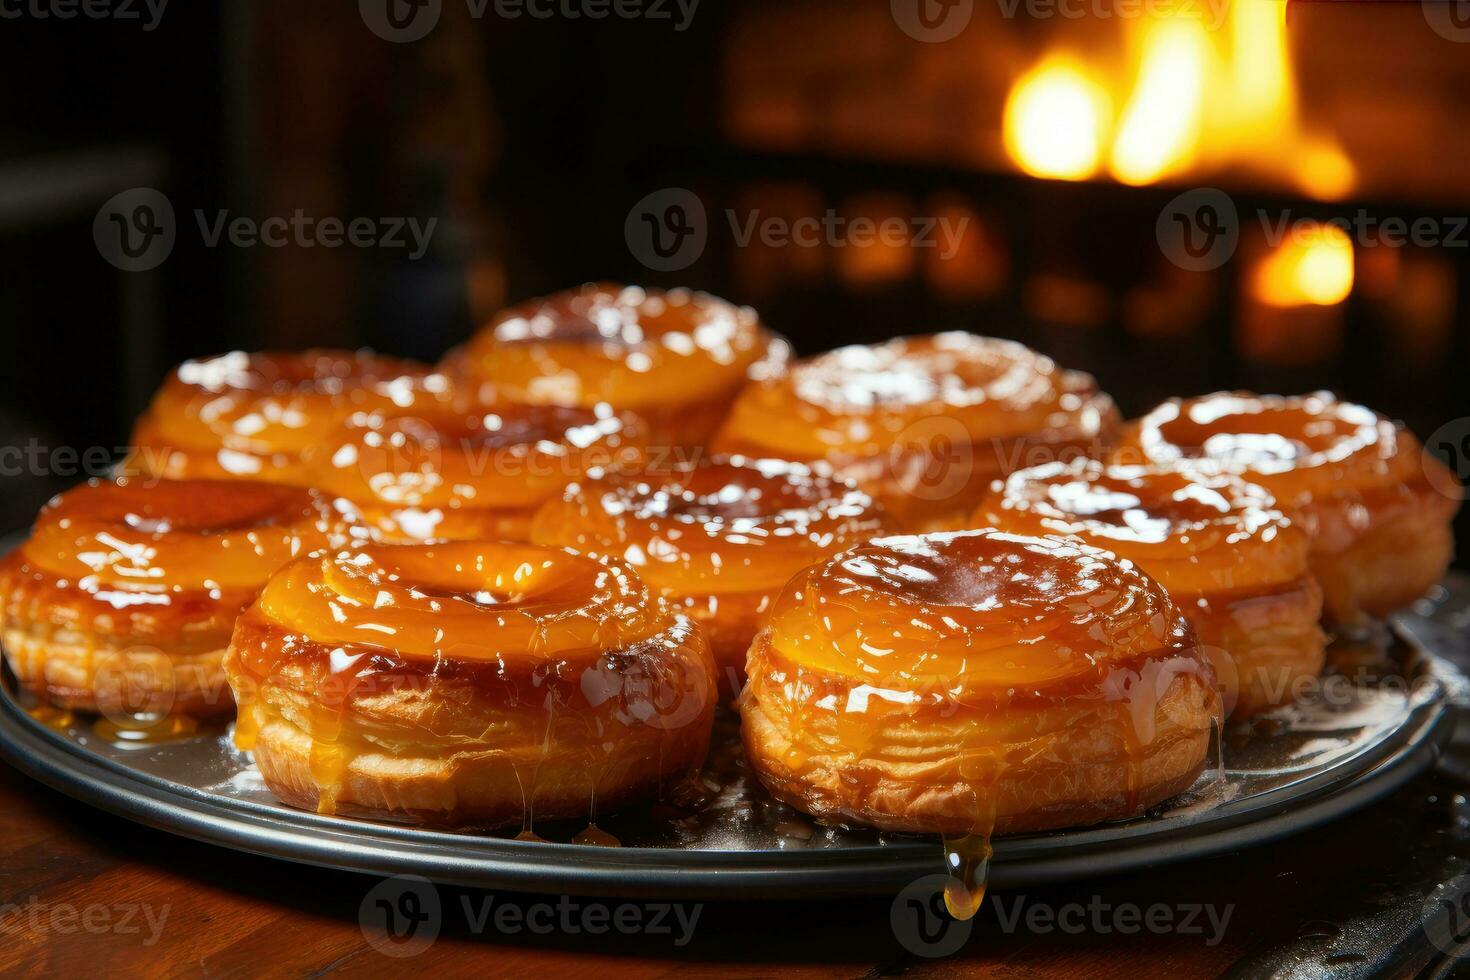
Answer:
[{"xmin": 0, "ymin": 622, "xmax": 1458, "ymax": 899}]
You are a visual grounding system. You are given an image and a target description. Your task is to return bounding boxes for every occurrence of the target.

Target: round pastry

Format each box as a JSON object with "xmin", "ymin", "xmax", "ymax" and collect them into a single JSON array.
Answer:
[
  {"xmin": 974, "ymin": 460, "xmax": 1324, "ymax": 717},
  {"xmin": 300, "ymin": 403, "xmax": 645, "ymax": 543},
  {"xmin": 1112, "ymin": 392, "xmax": 1460, "ymax": 623},
  {"xmin": 128, "ymin": 349, "xmax": 443, "ymax": 483},
  {"xmin": 711, "ymin": 333, "xmax": 1119, "ymax": 533},
  {"xmin": 225, "ymin": 542, "xmax": 717, "ymax": 828},
  {"xmin": 740, "ymin": 529, "xmax": 1218, "ymax": 842},
  {"xmin": 0, "ymin": 478, "xmax": 361, "ymax": 717},
  {"xmin": 529, "ymin": 457, "xmax": 888, "ymax": 696},
  {"xmin": 445, "ymin": 283, "xmax": 789, "ymax": 451}
]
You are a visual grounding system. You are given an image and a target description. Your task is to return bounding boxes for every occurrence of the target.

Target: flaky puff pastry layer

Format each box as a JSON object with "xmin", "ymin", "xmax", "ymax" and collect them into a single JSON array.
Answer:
[
  {"xmin": 975, "ymin": 461, "xmax": 1325, "ymax": 718},
  {"xmin": 0, "ymin": 479, "xmax": 362, "ymax": 716},
  {"xmin": 299, "ymin": 403, "xmax": 646, "ymax": 544},
  {"xmin": 530, "ymin": 457, "xmax": 888, "ymax": 697},
  {"xmin": 225, "ymin": 542, "xmax": 717, "ymax": 828},
  {"xmin": 711, "ymin": 333, "xmax": 1119, "ymax": 533},
  {"xmin": 739, "ymin": 530, "xmax": 1220, "ymax": 836},
  {"xmin": 125, "ymin": 349, "xmax": 442, "ymax": 484},
  {"xmin": 444, "ymin": 283, "xmax": 790, "ymax": 452},
  {"xmin": 1112, "ymin": 392, "xmax": 1460, "ymax": 624}
]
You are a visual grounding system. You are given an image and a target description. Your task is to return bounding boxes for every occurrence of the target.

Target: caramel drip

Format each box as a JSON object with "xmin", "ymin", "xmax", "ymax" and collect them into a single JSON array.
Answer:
[
  {"xmin": 572, "ymin": 825, "xmax": 622, "ymax": 847},
  {"xmin": 941, "ymin": 833, "xmax": 993, "ymax": 921}
]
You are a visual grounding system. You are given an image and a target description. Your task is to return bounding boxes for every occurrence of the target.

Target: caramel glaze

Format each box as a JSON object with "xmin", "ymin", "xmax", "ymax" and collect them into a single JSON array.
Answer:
[
  {"xmin": 529, "ymin": 457, "xmax": 889, "ymax": 698},
  {"xmin": 299, "ymin": 403, "xmax": 646, "ymax": 543},
  {"xmin": 975, "ymin": 460, "xmax": 1325, "ymax": 717},
  {"xmin": 0, "ymin": 478, "xmax": 362, "ymax": 717},
  {"xmin": 740, "ymin": 530, "xmax": 1219, "ymax": 915},
  {"xmin": 224, "ymin": 542, "xmax": 717, "ymax": 830},
  {"xmin": 445, "ymin": 283, "xmax": 790, "ymax": 452},
  {"xmin": 710, "ymin": 333, "xmax": 1120, "ymax": 533},
  {"xmin": 127, "ymin": 349, "xmax": 445, "ymax": 483},
  {"xmin": 1112, "ymin": 391, "xmax": 1461, "ymax": 623}
]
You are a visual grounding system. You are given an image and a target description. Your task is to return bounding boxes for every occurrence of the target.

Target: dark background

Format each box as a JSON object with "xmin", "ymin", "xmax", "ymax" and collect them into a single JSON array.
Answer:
[{"xmin": 0, "ymin": 1, "xmax": 1466, "ymax": 556}]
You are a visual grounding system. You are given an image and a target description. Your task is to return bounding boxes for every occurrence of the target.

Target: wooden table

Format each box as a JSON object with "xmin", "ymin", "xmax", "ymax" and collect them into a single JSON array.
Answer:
[{"xmin": 5, "ymin": 736, "xmax": 1469, "ymax": 980}]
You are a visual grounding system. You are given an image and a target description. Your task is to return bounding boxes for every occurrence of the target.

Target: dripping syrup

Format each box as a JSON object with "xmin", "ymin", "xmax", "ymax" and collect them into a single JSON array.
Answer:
[
  {"xmin": 940, "ymin": 833, "xmax": 992, "ymax": 921},
  {"xmin": 572, "ymin": 824, "xmax": 622, "ymax": 847}
]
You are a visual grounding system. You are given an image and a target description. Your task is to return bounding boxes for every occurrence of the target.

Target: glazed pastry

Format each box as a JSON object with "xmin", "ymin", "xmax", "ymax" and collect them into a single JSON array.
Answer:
[
  {"xmin": 445, "ymin": 284, "xmax": 789, "ymax": 451},
  {"xmin": 975, "ymin": 460, "xmax": 1324, "ymax": 717},
  {"xmin": 0, "ymin": 479, "xmax": 361, "ymax": 717},
  {"xmin": 711, "ymin": 333, "xmax": 1119, "ymax": 532},
  {"xmin": 225, "ymin": 542, "xmax": 717, "ymax": 829},
  {"xmin": 300, "ymin": 403, "xmax": 644, "ymax": 542},
  {"xmin": 530, "ymin": 457, "xmax": 888, "ymax": 696},
  {"xmin": 1112, "ymin": 392, "xmax": 1460, "ymax": 624},
  {"xmin": 128, "ymin": 349, "xmax": 443, "ymax": 483},
  {"xmin": 742, "ymin": 529, "xmax": 1217, "ymax": 848}
]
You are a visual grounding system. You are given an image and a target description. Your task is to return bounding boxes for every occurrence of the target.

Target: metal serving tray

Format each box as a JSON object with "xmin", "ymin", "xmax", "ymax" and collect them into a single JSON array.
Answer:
[{"xmin": 1, "ymin": 574, "xmax": 1465, "ymax": 900}]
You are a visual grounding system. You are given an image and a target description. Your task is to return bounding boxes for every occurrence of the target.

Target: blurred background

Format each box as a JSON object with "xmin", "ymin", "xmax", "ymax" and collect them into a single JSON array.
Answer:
[{"xmin": 1, "ymin": 0, "xmax": 1467, "ymax": 556}]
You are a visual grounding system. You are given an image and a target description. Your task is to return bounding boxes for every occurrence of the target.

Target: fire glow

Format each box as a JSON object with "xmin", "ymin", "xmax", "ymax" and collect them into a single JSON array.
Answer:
[{"xmin": 1002, "ymin": 0, "xmax": 1356, "ymax": 199}]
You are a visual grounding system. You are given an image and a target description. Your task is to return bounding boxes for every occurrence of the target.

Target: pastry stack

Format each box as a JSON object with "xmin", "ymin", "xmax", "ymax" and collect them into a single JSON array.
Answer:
[{"xmin": 2, "ymin": 283, "xmax": 1459, "ymax": 861}]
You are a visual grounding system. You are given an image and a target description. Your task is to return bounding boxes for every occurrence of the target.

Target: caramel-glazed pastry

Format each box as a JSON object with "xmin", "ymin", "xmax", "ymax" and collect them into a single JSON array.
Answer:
[
  {"xmin": 975, "ymin": 460, "xmax": 1324, "ymax": 717},
  {"xmin": 129, "ymin": 350, "xmax": 441, "ymax": 483},
  {"xmin": 711, "ymin": 333, "xmax": 1118, "ymax": 532},
  {"xmin": 530, "ymin": 457, "xmax": 888, "ymax": 695},
  {"xmin": 301, "ymin": 404, "xmax": 644, "ymax": 542},
  {"xmin": 225, "ymin": 542, "xmax": 717, "ymax": 829},
  {"xmin": 741, "ymin": 530, "xmax": 1217, "ymax": 846},
  {"xmin": 1113, "ymin": 392, "xmax": 1460, "ymax": 624},
  {"xmin": 446, "ymin": 284, "xmax": 789, "ymax": 451},
  {"xmin": 0, "ymin": 479, "xmax": 360, "ymax": 717}
]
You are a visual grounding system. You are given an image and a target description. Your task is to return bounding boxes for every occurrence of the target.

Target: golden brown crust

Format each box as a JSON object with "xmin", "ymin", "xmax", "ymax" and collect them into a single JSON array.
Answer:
[
  {"xmin": 740, "ymin": 630, "xmax": 1214, "ymax": 834},
  {"xmin": 1307, "ymin": 487, "xmax": 1457, "ymax": 623},
  {"xmin": 0, "ymin": 479, "xmax": 360, "ymax": 717},
  {"xmin": 736, "ymin": 530, "xmax": 1219, "ymax": 836},
  {"xmin": 238, "ymin": 676, "xmax": 703, "ymax": 828},
  {"xmin": 1, "ymin": 619, "xmax": 233, "ymax": 717},
  {"xmin": 224, "ymin": 543, "xmax": 718, "ymax": 828},
  {"xmin": 1187, "ymin": 575, "xmax": 1326, "ymax": 718},
  {"xmin": 711, "ymin": 334, "xmax": 1119, "ymax": 532},
  {"xmin": 1112, "ymin": 392, "xmax": 1461, "ymax": 624}
]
